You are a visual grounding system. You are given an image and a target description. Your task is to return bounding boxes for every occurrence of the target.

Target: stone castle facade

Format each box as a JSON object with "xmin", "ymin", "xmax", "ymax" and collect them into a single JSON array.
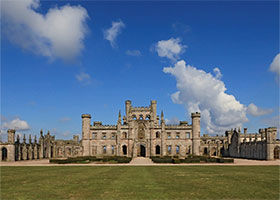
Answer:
[{"xmin": 1, "ymin": 100, "xmax": 279, "ymax": 161}]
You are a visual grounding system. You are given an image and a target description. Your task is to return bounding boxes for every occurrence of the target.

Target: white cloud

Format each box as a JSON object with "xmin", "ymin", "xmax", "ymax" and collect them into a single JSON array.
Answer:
[
  {"xmin": 103, "ymin": 20, "xmax": 125, "ymax": 48},
  {"xmin": 76, "ymin": 72, "xmax": 91, "ymax": 85},
  {"xmin": 165, "ymin": 117, "xmax": 180, "ymax": 125},
  {"xmin": 269, "ymin": 53, "xmax": 280, "ymax": 80},
  {"xmin": 2, "ymin": 118, "xmax": 30, "ymax": 131},
  {"xmin": 2, "ymin": 0, "xmax": 89, "ymax": 62},
  {"xmin": 155, "ymin": 38, "xmax": 187, "ymax": 61},
  {"xmin": 126, "ymin": 50, "xmax": 141, "ymax": 56},
  {"xmin": 213, "ymin": 67, "xmax": 222, "ymax": 79},
  {"xmin": 58, "ymin": 117, "xmax": 71, "ymax": 122},
  {"xmin": 163, "ymin": 60, "xmax": 248, "ymax": 134},
  {"xmin": 247, "ymin": 103, "xmax": 273, "ymax": 116}
]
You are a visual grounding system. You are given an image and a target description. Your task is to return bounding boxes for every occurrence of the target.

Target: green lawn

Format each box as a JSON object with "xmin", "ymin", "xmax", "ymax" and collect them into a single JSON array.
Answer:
[{"xmin": 1, "ymin": 166, "xmax": 279, "ymax": 200}]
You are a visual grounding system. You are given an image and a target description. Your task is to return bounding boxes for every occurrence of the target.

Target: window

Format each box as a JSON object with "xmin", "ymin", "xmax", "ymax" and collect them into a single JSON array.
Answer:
[
  {"xmin": 186, "ymin": 132, "xmax": 190, "ymax": 139},
  {"xmin": 145, "ymin": 115, "xmax": 150, "ymax": 120},
  {"xmin": 156, "ymin": 131, "xmax": 160, "ymax": 138},
  {"xmin": 167, "ymin": 145, "xmax": 172, "ymax": 154},
  {"xmin": 176, "ymin": 133, "xmax": 180, "ymax": 139},
  {"xmin": 102, "ymin": 133, "xmax": 106, "ymax": 139},
  {"xmin": 123, "ymin": 132, "xmax": 127, "ymax": 139},
  {"xmin": 139, "ymin": 115, "xmax": 144, "ymax": 120},
  {"xmin": 167, "ymin": 132, "xmax": 171, "ymax": 139},
  {"xmin": 92, "ymin": 132, "xmax": 97, "ymax": 139},
  {"xmin": 111, "ymin": 132, "xmax": 116, "ymax": 139},
  {"xmin": 176, "ymin": 146, "xmax": 180, "ymax": 154},
  {"xmin": 111, "ymin": 145, "xmax": 115, "ymax": 154},
  {"xmin": 103, "ymin": 146, "xmax": 107, "ymax": 154},
  {"xmin": 132, "ymin": 115, "xmax": 137, "ymax": 120}
]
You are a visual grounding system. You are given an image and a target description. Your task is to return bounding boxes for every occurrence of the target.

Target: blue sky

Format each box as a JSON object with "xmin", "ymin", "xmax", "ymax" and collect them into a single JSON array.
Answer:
[{"xmin": 1, "ymin": 0, "xmax": 279, "ymax": 140}]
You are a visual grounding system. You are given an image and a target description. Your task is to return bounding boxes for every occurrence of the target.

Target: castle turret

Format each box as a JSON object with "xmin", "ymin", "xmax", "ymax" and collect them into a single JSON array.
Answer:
[
  {"xmin": 7, "ymin": 129, "xmax": 15, "ymax": 144},
  {"xmin": 125, "ymin": 100, "xmax": 131, "ymax": 120},
  {"xmin": 82, "ymin": 114, "xmax": 91, "ymax": 156},
  {"xmin": 266, "ymin": 127, "xmax": 277, "ymax": 160},
  {"xmin": 82, "ymin": 114, "xmax": 91, "ymax": 140},
  {"xmin": 191, "ymin": 112, "xmax": 201, "ymax": 156},
  {"xmin": 150, "ymin": 100, "xmax": 157, "ymax": 121}
]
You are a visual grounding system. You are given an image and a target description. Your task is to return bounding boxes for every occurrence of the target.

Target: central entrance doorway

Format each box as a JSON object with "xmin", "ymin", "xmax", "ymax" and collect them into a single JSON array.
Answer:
[
  {"xmin": 1, "ymin": 147, "xmax": 7, "ymax": 161},
  {"xmin": 140, "ymin": 145, "xmax": 146, "ymax": 157}
]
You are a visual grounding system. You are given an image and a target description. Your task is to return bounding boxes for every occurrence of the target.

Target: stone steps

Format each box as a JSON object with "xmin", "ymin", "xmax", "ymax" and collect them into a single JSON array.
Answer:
[{"xmin": 129, "ymin": 157, "xmax": 154, "ymax": 165}]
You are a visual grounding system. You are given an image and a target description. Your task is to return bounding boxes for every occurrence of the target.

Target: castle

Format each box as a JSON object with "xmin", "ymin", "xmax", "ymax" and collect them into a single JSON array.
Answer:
[{"xmin": 1, "ymin": 100, "xmax": 279, "ymax": 162}]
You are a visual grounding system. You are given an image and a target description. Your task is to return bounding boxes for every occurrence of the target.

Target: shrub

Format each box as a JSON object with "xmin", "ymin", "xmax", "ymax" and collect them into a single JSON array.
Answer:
[
  {"xmin": 151, "ymin": 157, "xmax": 173, "ymax": 163},
  {"xmin": 217, "ymin": 158, "xmax": 234, "ymax": 163},
  {"xmin": 49, "ymin": 156, "xmax": 131, "ymax": 164},
  {"xmin": 180, "ymin": 158, "xmax": 200, "ymax": 163}
]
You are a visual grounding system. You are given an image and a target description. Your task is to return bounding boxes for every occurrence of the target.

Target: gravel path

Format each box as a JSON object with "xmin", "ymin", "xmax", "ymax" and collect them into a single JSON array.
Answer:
[{"xmin": 0, "ymin": 158, "xmax": 279, "ymax": 166}]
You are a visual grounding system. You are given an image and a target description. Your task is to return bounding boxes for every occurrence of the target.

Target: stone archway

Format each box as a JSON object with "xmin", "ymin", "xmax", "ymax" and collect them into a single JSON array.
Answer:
[
  {"xmin": 140, "ymin": 145, "xmax": 146, "ymax": 157},
  {"xmin": 122, "ymin": 145, "xmax": 127, "ymax": 155},
  {"xmin": 2, "ymin": 147, "xmax": 8, "ymax": 161},
  {"xmin": 274, "ymin": 146, "xmax": 280, "ymax": 159},
  {"xmin": 156, "ymin": 145, "xmax": 160, "ymax": 155},
  {"xmin": 203, "ymin": 147, "xmax": 208, "ymax": 155}
]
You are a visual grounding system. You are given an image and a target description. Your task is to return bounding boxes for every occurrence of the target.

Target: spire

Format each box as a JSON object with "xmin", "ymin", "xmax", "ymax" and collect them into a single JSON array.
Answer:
[
  {"xmin": 161, "ymin": 110, "xmax": 164, "ymax": 121},
  {"xmin": 29, "ymin": 134, "xmax": 32, "ymax": 144},
  {"xmin": 23, "ymin": 134, "xmax": 26, "ymax": 144},
  {"xmin": 16, "ymin": 134, "xmax": 20, "ymax": 142},
  {"xmin": 40, "ymin": 129, "xmax": 43, "ymax": 137},
  {"xmin": 34, "ymin": 135, "xmax": 37, "ymax": 143},
  {"xmin": 118, "ymin": 110, "xmax": 122, "ymax": 124}
]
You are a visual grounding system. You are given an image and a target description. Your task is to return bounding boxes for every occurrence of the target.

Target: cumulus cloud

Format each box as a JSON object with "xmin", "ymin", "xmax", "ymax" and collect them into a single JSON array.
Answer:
[
  {"xmin": 213, "ymin": 67, "xmax": 222, "ymax": 79},
  {"xmin": 163, "ymin": 60, "xmax": 248, "ymax": 134},
  {"xmin": 126, "ymin": 50, "xmax": 141, "ymax": 56},
  {"xmin": 1, "ymin": 0, "xmax": 89, "ymax": 62},
  {"xmin": 103, "ymin": 20, "xmax": 125, "ymax": 48},
  {"xmin": 165, "ymin": 117, "xmax": 180, "ymax": 125},
  {"xmin": 269, "ymin": 53, "xmax": 280, "ymax": 80},
  {"xmin": 1, "ymin": 118, "xmax": 30, "ymax": 131},
  {"xmin": 247, "ymin": 103, "xmax": 273, "ymax": 116},
  {"xmin": 155, "ymin": 38, "xmax": 187, "ymax": 61},
  {"xmin": 76, "ymin": 72, "xmax": 91, "ymax": 85}
]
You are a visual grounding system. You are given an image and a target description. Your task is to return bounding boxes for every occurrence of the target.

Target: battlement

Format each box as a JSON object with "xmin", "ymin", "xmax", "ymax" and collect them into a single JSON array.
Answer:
[
  {"xmin": 81, "ymin": 114, "xmax": 91, "ymax": 118},
  {"xmin": 191, "ymin": 112, "xmax": 201, "ymax": 118}
]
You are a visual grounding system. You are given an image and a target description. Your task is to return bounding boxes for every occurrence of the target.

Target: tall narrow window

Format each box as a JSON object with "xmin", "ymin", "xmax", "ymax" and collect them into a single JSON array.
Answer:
[
  {"xmin": 176, "ymin": 146, "xmax": 180, "ymax": 154},
  {"xmin": 111, "ymin": 132, "xmax": 116, "ymax": 139},
  {"xmin": 156, "ymin": 131, "xmax": 160, "ymax": 138},
  {"xmin": 123, "ymin": 132, "xmax": 127, "ymax": 139},
  {"xmin": 103, "ymin": 146, "xmax": 107, "ymax": 154},
  {"xmin": 92, "ymin": 132, "xmax": 97, "ymax": 139},
  {"xmin": 102, "ymin": 133, "xmax": 106, "ymax": 139},
  {"xmin": 176, "ymin": 133, "xmax": 180, "ymax": 139},
  {"xmin": 111, "ymin": 145, "xmax": 115, "ymax": 154},
  {"xmin": 167, "ymin": 132, "xmax": 171, "ymax": 139},
  {"xmin": 167, "ymin": 145, "xmax": 172, "ymax": 154},
  {"xmin": 186, "ymin": 132, "xmax": 190, "ymax": 139}
]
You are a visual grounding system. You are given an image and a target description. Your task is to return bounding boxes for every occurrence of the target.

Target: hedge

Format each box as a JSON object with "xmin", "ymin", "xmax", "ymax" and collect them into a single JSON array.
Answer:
[
  {"xmin": 150, "ymin": 156, "xmax": 234, "ymax": 164},
  {"xmin": 50, "ymin": 156, "xmax": 132, "ymax": 164}
]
